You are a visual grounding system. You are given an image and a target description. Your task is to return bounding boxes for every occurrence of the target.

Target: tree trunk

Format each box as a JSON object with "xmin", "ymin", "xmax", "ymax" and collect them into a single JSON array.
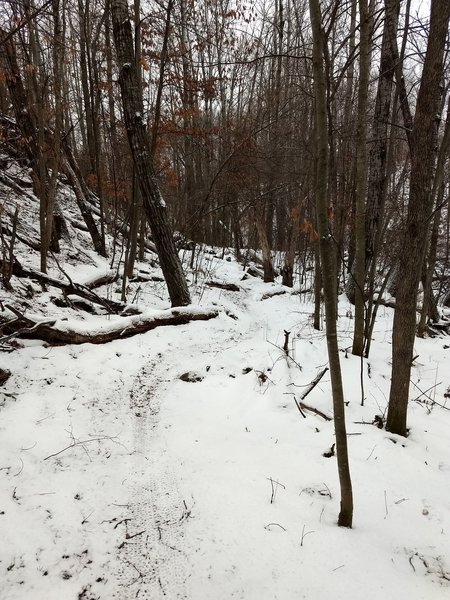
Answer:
[
  {"xmin": 418, "ymin": 94, "xmax": 450, "ymax": 335},
  {"xmin": 313, "ymin": 242, "xmax": 322, "ymax": 330},
  {"xmin": 254, "ymin": 207, "xmax": 275, "ymax": 283},
  {"xmin": 386, "ymin": 0, "xmax": 450, "ymax": 436},
  {"xmin": 365, "ymin": 0, "xmax": 399, "ymax": 270},
  {"xmin": 110, "ymin": 0, "xmax": 190, "ymax": 307},
  {"xmin": 309, "ymin": 0, "xmax": 353, "ymax": 527},
  {"xmin": 352, "ymin": 0, "xmax": 371, "ymax": 356},
  {"xmin": 61, "ymin": 145, "xmax": 107, "ymax": 256}
]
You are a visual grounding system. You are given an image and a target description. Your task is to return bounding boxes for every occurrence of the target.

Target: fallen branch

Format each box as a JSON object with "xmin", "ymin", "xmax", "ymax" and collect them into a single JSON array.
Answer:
[
  {"xmin": 299, "ymin": 402, "xmax": 332, "ymax": 421},
  {"xmin": 0, "ymin": 311, "xmax": 56, "ymax": 345},
  {"xmin": 264, "ymin": 522, "xmax": 287, "ymax": 532},
  {"xmin": 293, "ymin": 367, "xmax": 330, "ymax": 418},
  {"xmin": 82, "ymin": 271, "xmax": 119, "ymax": 290},
  {"xmin": 243, "ymin": 249, "xmax": 279, "ymax": 277},
  {"xmin": 130, "ymin": 273, "xmax": 164, "ymax": 283},
  {"xmin": 261, "ymin": 288, "xmax": 288, "ymax": 300},
  {"xmin": 206, "ymin": 280, "xmax": 240, "ymax": 292},
  {"xmin": 243, "ymin": 265, "xmax": 265, "ymax": 279},
  {"xmin": 293, "ymin": 397, "xmax": 307, "ymax": 418},
  {"xmin": 2, "ymin": 305, "xmax": 220, "ymax": 345},
  {"xmin": 299, "ymin": 367, "xmax": 329, "ymax": 401},
  {"xmin": 44, "ymin": 435, "xmax": 117, "ymax": 460},
  {"xmin": 2, "ymin": 257, "xmax": 125, "ymax": 313}
]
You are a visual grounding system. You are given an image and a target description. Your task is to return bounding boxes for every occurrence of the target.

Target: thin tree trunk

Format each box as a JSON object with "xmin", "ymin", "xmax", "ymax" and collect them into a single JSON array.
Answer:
[
  {"xmin": 418, "ymin": 94, "xmax": 450, "ymax": 335},
  {"xmin": 255, "ymin": 206, "xmax": 275, "ymax": 283},
  {"xmin": 313, "ymin": 242, "xmax": 322, "ymax": 330},
  {"xmin": 309, "ymin": 0, "xmax": 353, "ymax": 527},
  {"xmin": 352, "ymin": 0, "xmax": 371, "ymax": 355}
]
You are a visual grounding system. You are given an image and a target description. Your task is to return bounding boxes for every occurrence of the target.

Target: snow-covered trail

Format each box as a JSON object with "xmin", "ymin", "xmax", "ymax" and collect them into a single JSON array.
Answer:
[
  {"xmin": 112, "ymin": 278, "xmax": 282, "ymax": 599},
  {"xmin": 0, "ymin": 255, "xmax": 261, "ymax": 600},
  {"xmin": 0, "ymin": 312, "xmax": 245, "ymax": 599},
  {"xmin": 1, "ymin": 259, "xmax": 450, "ymax": 600}
]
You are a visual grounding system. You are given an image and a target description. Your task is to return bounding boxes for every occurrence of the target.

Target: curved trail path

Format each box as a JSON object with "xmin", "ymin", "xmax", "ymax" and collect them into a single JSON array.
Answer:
[{"xmin": 114, "ymin": 310, "xmax": 251, "ymax": 599}]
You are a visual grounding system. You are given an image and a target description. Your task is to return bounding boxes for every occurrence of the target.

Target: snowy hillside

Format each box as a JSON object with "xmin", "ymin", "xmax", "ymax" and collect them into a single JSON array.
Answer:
[{"xmin": 0, "ymin": 150, "xmax": 450, "ymax": 600}]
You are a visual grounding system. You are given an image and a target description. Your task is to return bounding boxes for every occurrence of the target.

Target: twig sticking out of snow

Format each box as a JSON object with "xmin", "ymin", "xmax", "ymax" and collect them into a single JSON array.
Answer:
[
  {"xmin": 43, "ymin": 435, "xmax": 119, "ymax": 460},
  {"xmin": 267, "ymin": 477, "xmax": 286, "ymax": 504}
]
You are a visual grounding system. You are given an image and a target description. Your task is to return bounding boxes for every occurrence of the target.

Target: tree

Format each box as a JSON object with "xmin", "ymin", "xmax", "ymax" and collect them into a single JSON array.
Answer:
[
  {"xmin": 363, "ymin": 0, "xmax": 400, "ymax": 357},
  {"xmin": 386, "ymin": 0, "xmax": 450, "ymax": 436},
  {"xmin": 351, "ymin": 0, "xmax": 371, "ymax": 356},
  {"xmin": 110, "ymin": 0, "xmax": 191, "ymax": 307},
  {"xmin": 308, "ymin": 0, "xmax": 353, "ymax": 528}
]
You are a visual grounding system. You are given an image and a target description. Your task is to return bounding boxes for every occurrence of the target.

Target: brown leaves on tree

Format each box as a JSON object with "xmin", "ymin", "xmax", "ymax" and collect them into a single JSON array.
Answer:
[{"xmin": 299, "ymin": 218, "xmax": 318, "ymax": 242}]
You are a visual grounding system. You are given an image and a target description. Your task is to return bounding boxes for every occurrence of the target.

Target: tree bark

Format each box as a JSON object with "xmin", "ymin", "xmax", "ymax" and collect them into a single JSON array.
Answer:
[
  {"xmin": 352, "ymin": 0, "xmax": 371, "ymax": 356},
  {"xmin": 110, "ymin": 0, "xmax": 191, "ymax": 307},
  {"xmin": 254, "ymin": 207, "xmax": 275, "ymax": 283}
]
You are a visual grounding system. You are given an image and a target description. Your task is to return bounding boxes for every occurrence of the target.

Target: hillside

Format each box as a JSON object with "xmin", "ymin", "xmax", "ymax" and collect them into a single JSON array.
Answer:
[{"xmin": 1, "ymin": 142, "xmax": 450, "ymax": 600}]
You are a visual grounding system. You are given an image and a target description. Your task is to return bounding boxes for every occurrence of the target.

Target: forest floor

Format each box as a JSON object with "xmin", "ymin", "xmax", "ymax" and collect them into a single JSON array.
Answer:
[
  {"xmin": 1, "ymin": 156, "xmax": 450, "ymax": 600},
  {"xmin": 1, "ymin": 244, "xmax": 450, "ymax": 600}
]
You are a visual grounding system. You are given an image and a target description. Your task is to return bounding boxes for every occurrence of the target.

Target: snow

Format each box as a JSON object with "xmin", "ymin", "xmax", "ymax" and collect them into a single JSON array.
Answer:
[
  {"xmin": 157, "ymin": 190, "xmax": 167, "ymax": 208},
  {"xmin": 1, "ymin": 248, "xmax": 449, "ymax": 600}
]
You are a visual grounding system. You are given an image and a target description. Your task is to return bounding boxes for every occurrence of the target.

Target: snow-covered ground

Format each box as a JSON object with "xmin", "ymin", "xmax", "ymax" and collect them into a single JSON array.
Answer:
[{"xmin": 1, "ymin": 245, "xmax": 449, "ymax": 600}]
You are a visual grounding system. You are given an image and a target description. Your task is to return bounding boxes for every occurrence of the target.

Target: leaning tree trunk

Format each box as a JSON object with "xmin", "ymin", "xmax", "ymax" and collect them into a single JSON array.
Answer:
[
  {"xmin": 110, "ymin": 0, "xmax": 190, "ymax": 307},
  {"xmin": 386, "ymin": 0, "xmax": 450, "ymax": 436},
  {"xmin": 309, "ymin": 0, "xmax": 353, "ymax": 527}
]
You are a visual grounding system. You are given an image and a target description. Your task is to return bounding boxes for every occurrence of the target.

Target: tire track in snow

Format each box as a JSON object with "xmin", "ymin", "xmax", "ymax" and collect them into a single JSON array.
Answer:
[{"xmin": 115, "ymin": 355, "xmax": 189, "ymax": 599}]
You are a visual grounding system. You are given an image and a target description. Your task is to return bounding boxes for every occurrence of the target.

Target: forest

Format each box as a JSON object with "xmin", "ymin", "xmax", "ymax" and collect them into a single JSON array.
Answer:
[{"xmin": 0, "ymin": 0, "xmax": 450, "ymax": 598}]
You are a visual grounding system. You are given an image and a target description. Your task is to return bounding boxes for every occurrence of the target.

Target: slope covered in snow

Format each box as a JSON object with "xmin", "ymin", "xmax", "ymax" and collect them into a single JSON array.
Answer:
[
  {"xmin": 1, "ymin": 246, "xmax": 449, "ymax": 599},
  {"xmin": 0, "ymin": 143, "xmax": 449, "ymax": 599}
]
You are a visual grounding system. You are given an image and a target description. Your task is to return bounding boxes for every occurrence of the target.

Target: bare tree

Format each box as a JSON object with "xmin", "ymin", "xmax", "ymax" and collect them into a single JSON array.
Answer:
[
  {"xmin": 352, "ymin": 0, "xmax": 371, "ymax": 356},
  {"xmin": 308, "ymin": 0, "xmax": 353, "ymax": 528}
]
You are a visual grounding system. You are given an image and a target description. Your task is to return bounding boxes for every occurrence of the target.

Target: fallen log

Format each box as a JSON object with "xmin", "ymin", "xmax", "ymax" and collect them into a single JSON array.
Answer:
[
  {"xmin": 0, "ymin": 368, "xmax": 11, "ymax": 385},
  {"xmin": 242, "ymin": 265, "xmax": 265, "ymax": 280},
  {"xmin": 130, "ymin": 273, "xmax": 164, "ymax": 283},
  {"xmin": 2, "ymin": 257, "xmax": 125, "ymax": 314},
  {"xmin": 261, "ymin": 288, "xmax": 288, "ymax": 300},
  {"xmin": 81, "ymin": 270, "xmax": 119, "ymax": 290},
  {"xmin": 244, "ymin": 249, "xmax": 280, "ymax": 277},
  {"xmin": 206, "ymin": 280, "xmax": 240, "ymax": 292},
  {"xmin": 1, "ymin": 305, "xmax": 220, "ymax": 345}
]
